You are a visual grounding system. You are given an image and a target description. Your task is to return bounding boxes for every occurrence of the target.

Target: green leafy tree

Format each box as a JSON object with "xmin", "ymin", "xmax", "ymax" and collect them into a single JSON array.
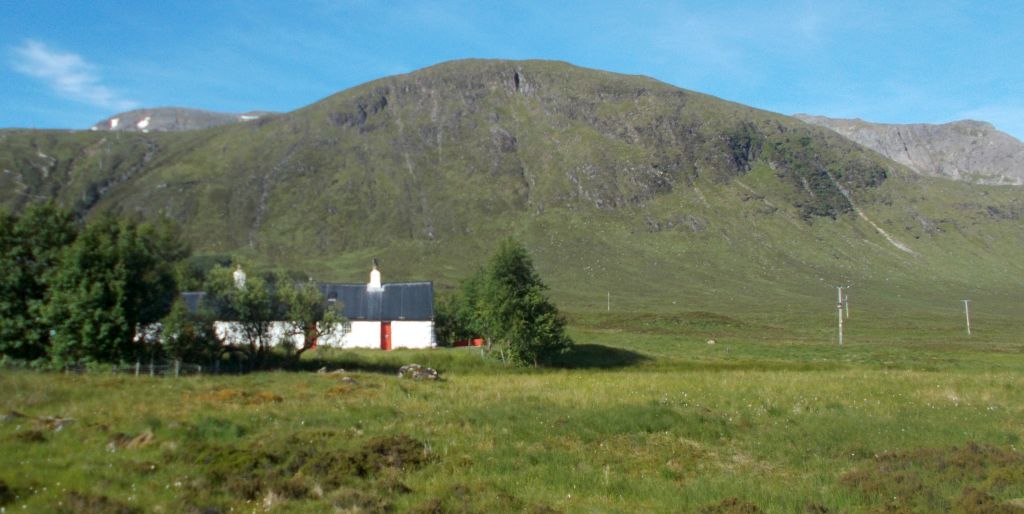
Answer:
[
  {"xmin": 475, "ymin": 238, "xmax": 572, "ymax": 366},
  {"xmin": 159, "ymin": 297, "xmax": 221, "ymax": 363},
  {"xmin": 136, "ymin": 218, "xmax": 191, "ymax": 324},
  {"xmin": 434, "ymin": 272, "xmax": 488, "ymax": 347},
  {"xmin": 0, "ymin": 203, "xmax": 77, "ymax": 362},
  {"xmin": 277, "ymin": 276, "xmax": 345, "ymax": 360},
  {"xmin": 43, "ymin": 214, "xmax": 184, "ymax": 365},
  {"xmin": 204, "ymin": 265, "xmax": 276, "ymax": 367}
]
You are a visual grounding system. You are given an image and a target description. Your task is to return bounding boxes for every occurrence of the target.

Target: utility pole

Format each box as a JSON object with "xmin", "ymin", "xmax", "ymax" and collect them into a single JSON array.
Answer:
[
  {"xmin": 963, "ymin": 299, "xmax": 972, "ymax": 336},
  {"xmin": 836, "ymin": 286, "xmax": 844, "ymax": 346}
]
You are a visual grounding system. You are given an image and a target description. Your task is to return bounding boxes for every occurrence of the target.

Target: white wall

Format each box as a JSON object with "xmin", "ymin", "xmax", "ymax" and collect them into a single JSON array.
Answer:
[
  {"xmin": 213, "ymin": 320, "xmax": 435, "ymax": 350},
  {"xmin": 213, "ymin": 321, "xmax": 302, "ymax": 349},
  {"xmin": 391, "ymin": 321, "xmax": 434, "ymax": 349},
  {"xmin": 337, "ymin": 321, "xmax": 382, "ymax": 349}
]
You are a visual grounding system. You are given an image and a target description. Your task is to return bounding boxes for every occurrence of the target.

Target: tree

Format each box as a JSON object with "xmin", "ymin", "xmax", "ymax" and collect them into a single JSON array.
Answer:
[
  {"xmin": 473, "ymin": 238, "xmax": 572, "ymax": 366},
  {"xmin": 204, "ymin": 265, "xmax": 277, "ymax": 367},
  {"xmin": 43, "ymin": 214, "xmax": 184, "ymax": 365},
  {"xmin": 135, "ymin": 217, "xmax": 191, "ymax": 325},
  {"xmin": 0, "ymin": 203, "xmax": 77, "ymax": 362},
  {"xmin": 277, "ymin": 276, "xmax": 345, "ymax": 360},
  {"xmin": 159, "ymin": 296, "xmax": 221, "ymax": 364}
]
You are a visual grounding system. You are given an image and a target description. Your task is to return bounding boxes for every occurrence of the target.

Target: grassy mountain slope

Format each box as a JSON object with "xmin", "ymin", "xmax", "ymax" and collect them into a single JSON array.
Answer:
[{"xmin": 1, "ymin": 60, "xmax": 1021, "ymax": 338}]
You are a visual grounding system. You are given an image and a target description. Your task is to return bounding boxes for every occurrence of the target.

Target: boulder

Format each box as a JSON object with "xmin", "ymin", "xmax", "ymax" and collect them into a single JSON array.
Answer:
[{"xmin": 398, "ymin": 364, "xmax": 441, "ymax": 380}]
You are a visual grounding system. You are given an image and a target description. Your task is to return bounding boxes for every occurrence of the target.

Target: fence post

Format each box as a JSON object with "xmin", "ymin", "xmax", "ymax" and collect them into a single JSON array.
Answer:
[
  {"xmin": 149, "ymin": 357, "xmax": 154, "ymax": 377},
  {"xmin": 174, "ymin": 359, "xmax": 180, "ymax": 377},
  {"xmin": 135, "ymin": 361, "xmax": 140, "ymax": 377}
]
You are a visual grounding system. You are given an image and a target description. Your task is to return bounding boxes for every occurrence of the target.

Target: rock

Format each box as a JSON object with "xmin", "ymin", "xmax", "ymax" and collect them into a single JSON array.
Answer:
[
  {"xmin": 338, "ymin": 376, "xmax": 358, "ymax": 385},
  {"xmin": 1, "ymin": 410, "xmax": 28, "ymax": 422},
  {"xmin": 412, "ymin": 368, "xmax": 440, "ymax": 380},
  {"xmin": 316, "ymin": 366, "xmax": 328, "ymax": 373},
  {"xmin": 262, "ymin": 490, "xmax": 282, "ymax": 510},
  {"xmin": 37, "ymin": 415, "xmax": 74, "ymax": 431},
  {"xmin": 707, "ymin": 339, "xmax": 716, "ymax": 345},
  {"xmin": 107, "ymin": 429, "xmax": 155, "ymax": 451},
  {"xmin": 126, "ymin": 429, "xmax": 155, "ymax": 449},
  {"xmin": 398, "ymin": 364, "xmax": 441, "ymax": 380},
  {"xmin": 397, "ymin": 364, "xmax": 422, "ymax": 378}
]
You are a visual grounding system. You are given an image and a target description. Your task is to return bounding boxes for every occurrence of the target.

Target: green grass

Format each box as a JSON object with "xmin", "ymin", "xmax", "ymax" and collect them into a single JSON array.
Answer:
[{"xmin": 2, "ymin": 330, "xmax": 1023, "ymax": 513}]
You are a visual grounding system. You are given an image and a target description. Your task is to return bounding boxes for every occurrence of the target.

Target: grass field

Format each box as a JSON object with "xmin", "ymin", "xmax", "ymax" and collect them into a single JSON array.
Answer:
[{"xmin": 2, "ymin": 317, "xmax": 1023, "ymax": 513}]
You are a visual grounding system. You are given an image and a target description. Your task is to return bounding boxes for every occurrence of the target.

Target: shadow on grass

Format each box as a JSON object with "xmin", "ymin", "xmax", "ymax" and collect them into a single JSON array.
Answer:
[
  {"xmin": 280, "ymin": 355, "xmax": 404, "ymax": 375},
  {"xmin": 548, "ymin": 343, "xmax": 651, "ymax": 369}
]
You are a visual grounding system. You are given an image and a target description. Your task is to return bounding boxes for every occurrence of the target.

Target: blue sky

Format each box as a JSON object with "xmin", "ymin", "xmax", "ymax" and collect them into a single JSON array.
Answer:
[{"xmin": 3, "ymin": 1, "xmax": 1022, "ymax": 139}]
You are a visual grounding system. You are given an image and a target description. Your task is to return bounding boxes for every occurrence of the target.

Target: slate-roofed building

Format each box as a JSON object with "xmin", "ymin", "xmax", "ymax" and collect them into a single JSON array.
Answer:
[
  {"xmin": 181, "ymin": 261, "xmax": 435, "ymax": 350},
  {"xmin": 316, "ymin": 262, "xmax": 435, "ymax": 349}
]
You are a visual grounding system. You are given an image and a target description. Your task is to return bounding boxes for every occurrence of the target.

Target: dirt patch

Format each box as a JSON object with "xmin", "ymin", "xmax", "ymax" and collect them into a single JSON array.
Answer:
[
  {"xmin": 327, "ymin": 384, "xmax": 357, "ymax": 395},
  {"xmin": 840, "ymin": 442, "xmax": 1024, "ymax": 512},
  {"xmin": 409, "ymin": 483, "xmax": 549, "ymax": 514},
  {"xmin": 954, "ymin": 487, "xmax": 1019, "ymax": 514},
  {"xmin": 0, "ymin": 479, "xmax": 15, "ymax": 506},
  {"xmin": 329, "ymin": 487, "xmax": 393, "ymax": 513},
  {"xmin": 350, "ymin": 435, "xmax": 431, "ymax": 477},
  {"xmin": 57, "ymin": 491, "xmax": 141, "ymax": 514},
  {"xmin": 699, "ymin": 497, "xmax": 762, "ymax": 514},
  {"xmin": 13, "ymin": 429, "xmax": 47, "ymax": 443},
  {"xmin": 199, "ymin": 389, "xmax": 282, "ymax": 405},
  {"xmin": 2, "ymin": 410, "xmax": 75, "ymax": 431},
  {"xmin": 107, "ymin": 430, "xmax": 155, "ymax": 451}
]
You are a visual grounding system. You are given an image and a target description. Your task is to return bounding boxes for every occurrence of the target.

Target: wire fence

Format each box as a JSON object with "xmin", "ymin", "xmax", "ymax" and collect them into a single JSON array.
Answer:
[{"xmin": 60, "ymin": 360, "xmax": 218, "ymax": 376}]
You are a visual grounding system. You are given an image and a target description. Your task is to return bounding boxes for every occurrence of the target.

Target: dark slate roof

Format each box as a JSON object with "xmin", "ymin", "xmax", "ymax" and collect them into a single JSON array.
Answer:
[
  {"xmin": 180, "ymin": 291, "xmax": 207, "ymax": 314},
  {"xmin": 318, "ymin": 282, "xmax": 434, "ymax": 321},
  {"xmin": 179, "ymin": 282, "xmax": 434, "ymax": 321}
]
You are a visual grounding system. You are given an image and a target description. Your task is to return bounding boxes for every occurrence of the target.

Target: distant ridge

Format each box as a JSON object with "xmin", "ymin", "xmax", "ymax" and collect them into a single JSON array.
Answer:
[
  {"xmin": 795, "ymin": 114, "xmax": 1024, "ymax": 185},
  {"xmin": 90, "ymin": 107, "xmax": 274, "ymax": 133}
]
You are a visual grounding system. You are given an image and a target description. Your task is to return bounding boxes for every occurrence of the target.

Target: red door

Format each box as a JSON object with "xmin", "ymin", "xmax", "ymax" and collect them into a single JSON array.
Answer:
[{"xmin": 380, "ymin": 322, "xmax": 392, "ymax": 351}]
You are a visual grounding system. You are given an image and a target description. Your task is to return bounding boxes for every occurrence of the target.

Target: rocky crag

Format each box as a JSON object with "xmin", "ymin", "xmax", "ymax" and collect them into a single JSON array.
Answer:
[{"xmin": 795, "ymin": 114, "xmax": 1024, "ymax": 185}]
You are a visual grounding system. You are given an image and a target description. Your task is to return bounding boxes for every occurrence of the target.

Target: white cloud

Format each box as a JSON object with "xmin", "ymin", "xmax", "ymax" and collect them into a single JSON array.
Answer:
[{"xmin": 12, "ymin": 39, "xmax": 137, "ymax": 111}]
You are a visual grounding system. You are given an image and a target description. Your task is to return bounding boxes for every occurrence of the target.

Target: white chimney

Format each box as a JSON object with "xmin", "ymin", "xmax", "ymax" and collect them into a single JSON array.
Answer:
[
  {"xmin": 368, "ymin": 258, "xmax": 382, "ymax": 289},
  {"xmin": 233, "ymin": 265, "xmax": 247, "ymax": 290}
]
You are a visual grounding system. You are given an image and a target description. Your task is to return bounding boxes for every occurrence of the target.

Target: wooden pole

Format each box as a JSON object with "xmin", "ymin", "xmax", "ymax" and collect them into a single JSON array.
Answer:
[
  {"xmin": 963, "ymin": 299, "xmax": 972, "ymax": 336},
  {"xmin": 837, "ymin": 286, "xmax": 844, "ymax": 346}
]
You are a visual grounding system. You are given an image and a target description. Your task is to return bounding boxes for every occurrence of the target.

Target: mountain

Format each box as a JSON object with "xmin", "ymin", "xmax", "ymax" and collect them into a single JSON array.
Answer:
[
  {"xmin": 1, "ymin": 60, "xmax": 1022, "ymax": 327},
  {"xmin": 90, "ymin": 107, "xmax": 274, "ymax": 132},
  {"xmin": 795, "ymin": 114, "xmax": 1024, "ymax": 186}
]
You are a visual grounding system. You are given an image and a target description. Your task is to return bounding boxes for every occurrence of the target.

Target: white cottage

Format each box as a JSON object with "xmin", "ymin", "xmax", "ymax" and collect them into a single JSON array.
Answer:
[
  {"xmin": 315, "ymin": 262, "xmax": 436, "ymax": 350},
  {"xmin": 185, "ymin": 262, "xmax": 435, "ymax": 351}
]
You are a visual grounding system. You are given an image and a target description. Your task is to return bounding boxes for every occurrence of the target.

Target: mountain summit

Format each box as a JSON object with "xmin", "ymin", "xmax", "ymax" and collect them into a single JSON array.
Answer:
[
  {"xmin": 795, "ymin": 114, "xmax": 1024, "ymax": 185},
  {"xmin": 90, "ymin": 107, "xmax": 273, "ymax": 132}
]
